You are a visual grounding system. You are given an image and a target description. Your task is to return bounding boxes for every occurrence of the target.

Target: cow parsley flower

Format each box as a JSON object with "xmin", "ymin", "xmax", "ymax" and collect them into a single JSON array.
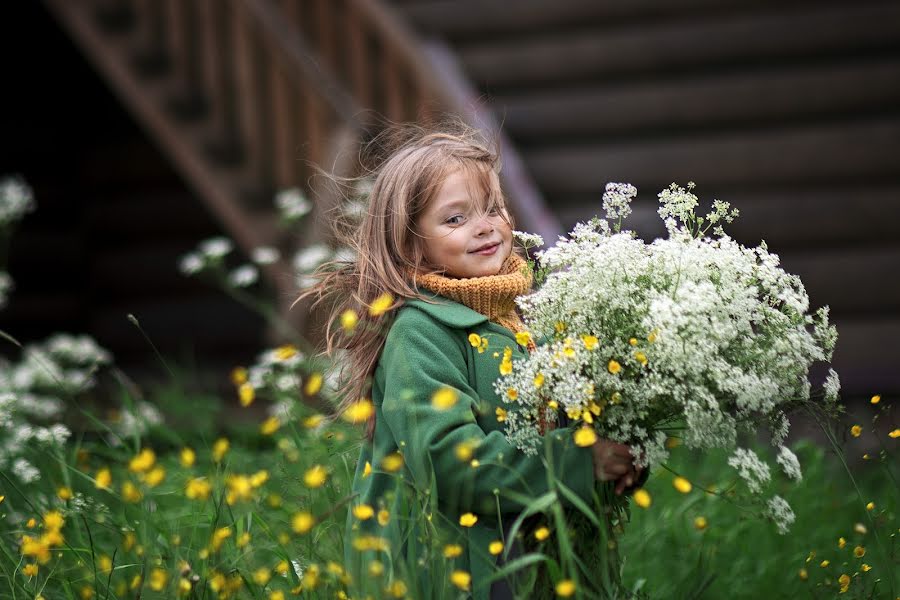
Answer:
[
  {"xmin": 766, "ymin": 495, "xmax": 796, "ymax": 534},
  {"xmin": 0, "ymin": 176, "xmax": 35, "ymax": 225},
  {"xmin": 776, "ymin": 446, "xmax": 802, "ymax": 481},
  {"xmin": 228, "ymin": 265, "xmax": 258, "ymax": 288},
  {"xmin": 728, "ymin": 448, "xmax": 771, "ymax": 493},
  {"xmin": 199, "ymin": 237, "xmax": 233, "ymax": 259},
  {"xmin": 275, "ymin": 188, "xmax": 312, "ymax": 220}
]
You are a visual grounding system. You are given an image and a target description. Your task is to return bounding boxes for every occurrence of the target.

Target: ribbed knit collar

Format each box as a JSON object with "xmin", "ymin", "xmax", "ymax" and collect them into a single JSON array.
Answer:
[{"xmin": 413, "ymin": 254, "xmax": 532, "ymax": 334}]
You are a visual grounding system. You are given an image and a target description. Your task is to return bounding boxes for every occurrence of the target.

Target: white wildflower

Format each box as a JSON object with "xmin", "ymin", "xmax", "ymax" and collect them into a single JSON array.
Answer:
[
  {"xmin": 251, "ymin": 246, "xmax": 281, "ymax": 265},
  {"xmin": 199, "ymin": 236, "xmax": 233, "ymax": 259},
  {"xmin": 0, "ymin": 176, "xmax": 36, "ymax": 225},
  {"xmin": 823, "ymin": 368, "xmax": 840, "ymax": 403},
  {"xmin": 513, "ymin": 230, "xmax": 545, "ymax": 249},
  {"xmin": 766, "ymin": 495, "xmax": 796, "ymax": 534},
  {"xmin": 275, "ymin": 188, "xmax": 312, "ymax": 220},
  {"xmin": 228, "ymin": 265, "xmax": 258, "ymax": 288},
  {"xmin": 776, "ymin": 446, "xmax": 802, "ymax": 481},
  {"xmin": 727, "ymin": 448, "xmax": 771, "ymax": 493},
  {"xmin": 178, "ymin": 252, "xmax": 205, "ymax": 275},
  {"xmin": 293, "ymin": 244, "xmax": 332, "ymax": 273},
  {"xmin": 13, "ymin": 458, "xmax": 40, "ymax": 484},
  {"xmin": 602, "ymin": 182, "xmax": 637, "ymax": 224}
]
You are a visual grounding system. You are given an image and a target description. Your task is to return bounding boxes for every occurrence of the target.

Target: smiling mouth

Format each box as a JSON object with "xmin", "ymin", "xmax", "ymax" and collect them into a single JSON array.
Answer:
[{"xmin": 470, "ymin": 242, "xmax": 501, "ymax": 255}]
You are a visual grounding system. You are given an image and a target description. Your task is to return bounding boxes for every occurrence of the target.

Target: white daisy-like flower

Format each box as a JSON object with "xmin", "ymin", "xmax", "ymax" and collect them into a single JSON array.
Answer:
[
  {"xmin": 178, "ymin": 252, "xmax": 205, "ymax": 275},
  {"xmin": 251, "ymin": 246, "xmax": 281, "ymax": 265},
  {"xmin": 228, "ymin": 265, "xmax": 259, "ymax": 288},
  {"xmin": 199, "ymin": 236, "xmax": 233, "ymax": 259}
]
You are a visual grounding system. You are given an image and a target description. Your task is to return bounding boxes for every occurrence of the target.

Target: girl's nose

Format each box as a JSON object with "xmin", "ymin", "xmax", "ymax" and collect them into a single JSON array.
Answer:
[{"xmin": 474, "ymin": 213, "xmax": 495, "ymax": 235}]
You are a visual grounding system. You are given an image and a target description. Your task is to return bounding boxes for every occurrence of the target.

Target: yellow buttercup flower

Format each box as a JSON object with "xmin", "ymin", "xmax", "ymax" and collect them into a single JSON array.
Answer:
[
  {"xmin": 252, "ymin": 567, "xmax": 271, "ymax": 586},
  {"xmin": 866, "ymin": 501, "xmax": 875, "ymax": 511},
  {"xmin": 143, "ymin": 466, "xmax": 166, "ymax": 488},
  {"xmin": 581, "ymin": 335, "xmax": 599, "ymax": 350},
  {"xmin": 459, "ymin": 513, "xmax": 478, "ymax": 527},
  {"xmin": 381, "ymin": 452, "xmax": 404, "ymax": 472},
  {"xmin": 128, "ymin": 448, "xmax": 156, "ymax": 473},
  {"xmin": 342, "ymin": 399, "xmax": 374, "ymax": 423},
  {"xmin": 23, "ymin": 563, "xmax": 38, "ymax": 577},
  {"xmin": 673, "ymin": 477, "xmax": 692, "ymax": 494},
  {"xmin": 455, "ymin": 440, "xmax": 476, "ymax": 462},
  {"xmin": 450, "ymin": 570, "xmax": 471, "ymax": 591},
  {"xmin": 798, "ymin": 568, "xmax": 808, "ymax": 580},
  {"xmin": 238, "ymin": 383, "xmax": 255, "ymax": 407},
  {"xmin": 340, "ymin": 309, "xmax": 359, "ymax": 333},
  {"xmin": 368, "ymin": 292, "xmax": 394, "ymax": 316},
  {"xmin": 377, "ymin": 509, "xmax": 390, "ymax": 526},
  {"xmin": 443, "ymin": 544, "xmax": 463, "ymax": 558},
  {"xmin": 628, "ymin": 337, "xmax": 638, "ymax": 346},
  {"xmin": 533, "ymin": 526, "xmax": 550, "ymax": 541},
  {"xmin": 861, "ymin": 563, "xmax": 872, "ymax": 572},
  {"xmin": 185, "ymin": 478, "xmax": 212, "ymax": 500},
  {"xmin": 870, "ymin": 394, "xmax": 880, "ymax": 404},
  {"xmin": 488, "ymin": 540, "xmax": 504, "ymax": 555},
  {"xmin": 180, "ymin": 447, "xmax": 196, "ymax": 468},
  {"xmin": 533, "ymin": 373, "xmax": 545, "ymax": 387},
  {"xmin": 495, "ymin": 407, "xmax": 507, "ymax": 422},
  {"xmin": 516, "ymin": 331, "xmax": 532, "ymax": 346},
  {"xmin": 304, "ymin": 465, "xmax": 328, "ymax": 488},
  {"xmin": 838, "ymin": 537, "xmax": 846, "ymax": 549},
  {"xmin": 574, "ymin": 427, "xmax": 597, "ymax": 447},
  {"xmin": 212, "ymin": 438, "xmax": 229, "ymax": 462},
  {"xmin": 432, "ymin": 387, "xmax": 459, "ymax": 410},
  {"xmin": 95, "ymin": 468, "xmax": 112, "ymax": 490},
  {"xmin": 850, "ymin": 425, "xmax": 862, "ymax": 437},
  {"xmin": 236, "ymin": 532, "xmax": 250, "ymax": 548},
  {"xmin": 352, "ymin": 504, "xmax": 375, "ymax": 520},
  {"xmin": 555, "ymin": 580, "xmax": 576, "ymax": 597},
  {"xmin": 889, "ymin": 429, "xmax": 900, "ymax": 438},
  {"xmin": 387, "ymin": 581, "xmax": 408, "ymax": 597},
  {"xmin": 149, "ymin": 568, "xmax": 168, "ymax": 592},
  {"xmin": 274, "ymin": 344, "xmax": 298, "ymax": 361},
  {"xmin": 468, "ymin": 333, "xmax": 482, "ymax": 347},
  {"xmin": 634, "ymin": 351, "xmax": 648, "ymax": 366},
  {"xmin": 506, "ymin": 388, "xmax": 518, "ymax": 400},
  {"xmin": 260, "ymin": 416, "xmax": 281, "ymax": 435},
  {"xmin": 853, "ymin": 545, "xmax": 865, "ymax": 558},
  {"xmin": 820, "ymin": 560, "xmax": 830, "ymax": 567},
  {"xmin": 292, "ymin": 512, "xmax": 315, "ymax": 534},
  {"xmin": 303, "ymin": 414, "xmax": 324, "ymax": 428},
  {"xmin": 694, "ymin": 516, "xmax": 708, "ymax": 530},
  {"xmin": 608, "ymin": 360, "xmax": 622, "ymax": 374},
  {"xmin": 230, "ymin": 367, "xmax": 248, "ymax": 385},
  {"xmin": 122, "ymin": 481, "xmax": 142, "ymax": 503},
  {"xmin": 304, "ymin": 373, "xmax": 323, "ymax": 396},
  {"xmin": 363, "ymin": 461, "xmax": 372, "ymax": 478},
  {"xmin": 838, "ymin": 573, "xmax": 850, "ymax": 593},
  {"xmin": 633, "ymin": 489, "xmax": 651, "ymax": 508}
]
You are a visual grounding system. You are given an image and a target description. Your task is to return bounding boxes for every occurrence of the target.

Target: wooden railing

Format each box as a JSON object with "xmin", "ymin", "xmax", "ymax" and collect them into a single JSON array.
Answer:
[{"xmin": 50, "ymin": 0, "xmax": 558, "ymax": 256}]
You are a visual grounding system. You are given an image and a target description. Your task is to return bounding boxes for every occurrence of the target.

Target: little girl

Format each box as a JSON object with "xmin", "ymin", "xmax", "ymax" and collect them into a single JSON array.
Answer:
[{"xmin": 306, "ymin": 122, "xmax": 642, "ymax": 599}]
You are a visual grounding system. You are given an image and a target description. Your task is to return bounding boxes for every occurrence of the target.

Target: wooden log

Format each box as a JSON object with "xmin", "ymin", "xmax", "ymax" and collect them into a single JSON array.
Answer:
[
  {"xmin": 525, "ymin": 117, "xmax": 900, "ymax": 196},
  {"xmin": 493, "ymin": 57, "xmax": 900, "ymax": 142},
  {"xmin": 458, "ymin": 2, "xmax": 900, "ymax": 89}
]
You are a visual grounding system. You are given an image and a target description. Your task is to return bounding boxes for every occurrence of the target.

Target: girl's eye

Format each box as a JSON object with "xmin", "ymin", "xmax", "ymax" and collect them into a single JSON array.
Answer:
[{"xmin": 446, "ymin": 215, "xmax": 465, "ymax": 225}]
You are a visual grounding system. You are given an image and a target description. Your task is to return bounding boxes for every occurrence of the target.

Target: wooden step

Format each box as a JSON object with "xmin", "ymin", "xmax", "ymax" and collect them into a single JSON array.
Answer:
[
  {"xmin": 526, "ymin": 116, "xmax": 900, "ymax": 197},
  {"xmin": 494, "ymin": 56, "xmax": 900, "ymax": 142},
  {"xmin": 458, "ymin": 2, "xmax": 900, "ymax": 90},
  {"xmin": 393, "ymin": 0, "xmax": 827, "ymax": 40},
  {"xmin": 556, "ymin": 184, "xmax": 900, "ymax": 251}
]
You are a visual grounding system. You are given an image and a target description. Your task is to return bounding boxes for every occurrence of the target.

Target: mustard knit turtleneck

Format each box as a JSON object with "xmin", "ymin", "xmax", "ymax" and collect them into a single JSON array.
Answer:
[{"xmin": 413, "ymin": 254, "xmax": 533, "ymax": 335}]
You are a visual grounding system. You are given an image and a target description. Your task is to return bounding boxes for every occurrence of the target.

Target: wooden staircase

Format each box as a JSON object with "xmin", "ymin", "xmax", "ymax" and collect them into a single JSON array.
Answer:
[{"xmin": 392, "ymin": 0, "xmax": 900, "ymax": 395}]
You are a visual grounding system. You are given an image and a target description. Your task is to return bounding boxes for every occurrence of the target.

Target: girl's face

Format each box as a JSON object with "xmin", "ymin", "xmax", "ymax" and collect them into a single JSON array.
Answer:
[{"xmin": 416, "ymin": 168, "xmax": 512, "ymax": 278}]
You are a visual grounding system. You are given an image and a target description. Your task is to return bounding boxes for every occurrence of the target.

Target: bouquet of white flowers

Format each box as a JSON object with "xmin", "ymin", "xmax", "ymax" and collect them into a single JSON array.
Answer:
[{"xmin": 498, "ymin": 182, "xmax": 839, "ymax": 538}]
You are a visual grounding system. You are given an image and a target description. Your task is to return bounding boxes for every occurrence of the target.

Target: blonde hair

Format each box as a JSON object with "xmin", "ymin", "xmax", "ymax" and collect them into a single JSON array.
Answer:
[{"xmin": 300, "ymin": 118, "xmax": 513, "ymax": 430}]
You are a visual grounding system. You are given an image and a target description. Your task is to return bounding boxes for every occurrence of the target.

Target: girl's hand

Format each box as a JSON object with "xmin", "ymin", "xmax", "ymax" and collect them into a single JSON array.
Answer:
[{"xmin": 591, "ymin": 439, "xmax": 643, "ymax": 495}]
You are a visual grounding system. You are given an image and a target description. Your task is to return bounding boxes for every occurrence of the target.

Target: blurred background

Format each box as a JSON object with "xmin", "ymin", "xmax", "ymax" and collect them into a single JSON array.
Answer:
[{"xmin": 1, "ymin": 0, "xmax": 898, "ymax": 398}]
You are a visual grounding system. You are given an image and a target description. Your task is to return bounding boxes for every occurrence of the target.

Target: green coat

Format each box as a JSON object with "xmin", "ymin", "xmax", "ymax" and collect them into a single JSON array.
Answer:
[{"xmin": 345, "ymin": 294, "xmax": 595, "ymax": 599}]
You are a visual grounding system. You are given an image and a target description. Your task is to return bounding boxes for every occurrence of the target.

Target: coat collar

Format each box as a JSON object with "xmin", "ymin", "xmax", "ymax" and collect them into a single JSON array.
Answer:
[{"xmin": 405, "ymin": 293, "xmax": 489, "ymax": 329}]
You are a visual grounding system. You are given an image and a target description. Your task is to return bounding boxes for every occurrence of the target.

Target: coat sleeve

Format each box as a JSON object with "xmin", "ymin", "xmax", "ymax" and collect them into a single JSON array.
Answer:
[{"xmin": 378, "ymin": 308, "xmax": 595, "ymax": 517}]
